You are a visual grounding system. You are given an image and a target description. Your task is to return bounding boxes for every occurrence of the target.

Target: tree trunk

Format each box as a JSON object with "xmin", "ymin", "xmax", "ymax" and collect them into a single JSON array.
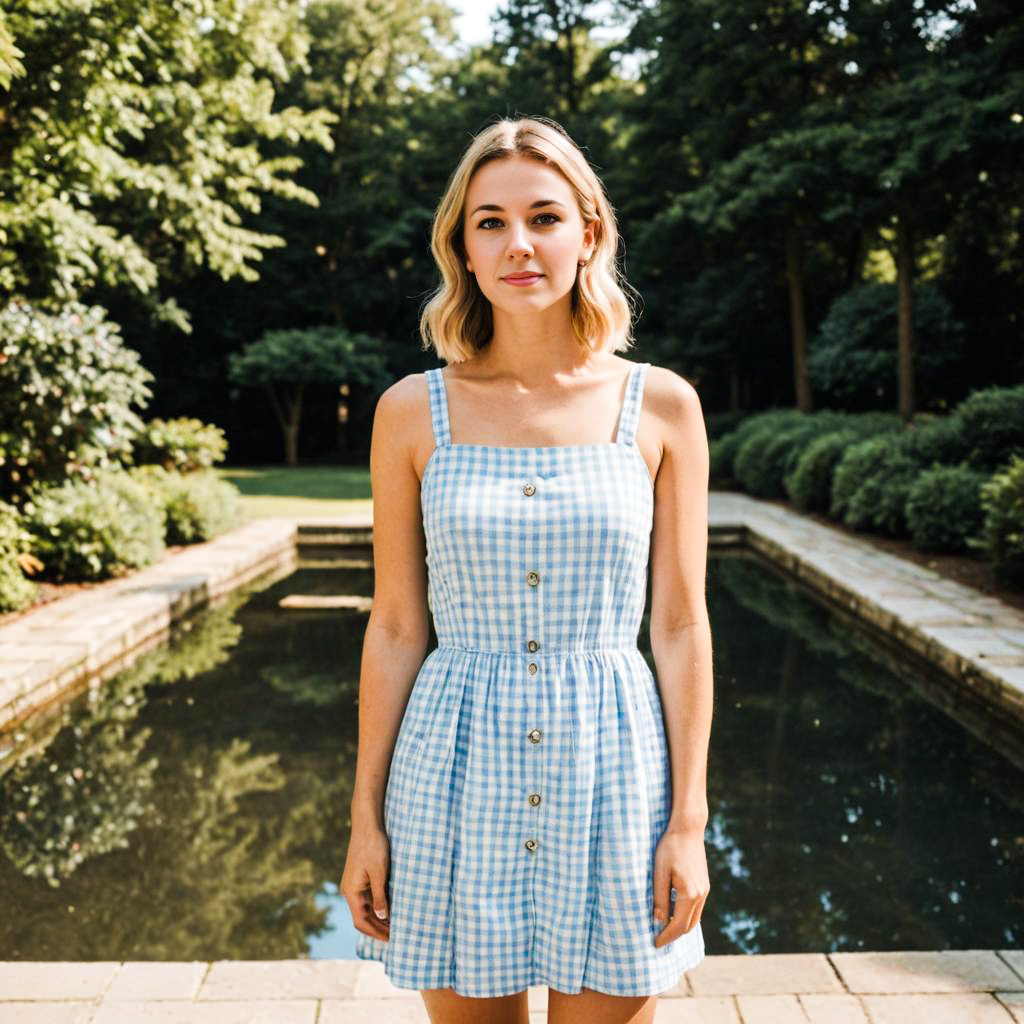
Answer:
[
  {"xmin": 896, "ymin": 211, "xmax": 915, "ymax": 421},
  {"xmin": 784, "ymin": 222, "xmax": 812, "ymax": 412}
]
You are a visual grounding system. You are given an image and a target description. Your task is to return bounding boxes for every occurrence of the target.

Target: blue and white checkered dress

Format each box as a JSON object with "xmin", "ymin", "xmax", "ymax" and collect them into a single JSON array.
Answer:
[{"xmin": 355, "ymin": 360, "xmax": 705, "ymax": 996}]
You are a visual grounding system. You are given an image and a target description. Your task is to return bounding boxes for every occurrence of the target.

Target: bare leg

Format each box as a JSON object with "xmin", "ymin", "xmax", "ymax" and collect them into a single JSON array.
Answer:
[
  {"xmin": 420, "ymin": 986, "xmax": 530, "ymax": 1024},
  {"xmin": 548, "ymin": 986, "xmax": 658, "ymax": 1024}
]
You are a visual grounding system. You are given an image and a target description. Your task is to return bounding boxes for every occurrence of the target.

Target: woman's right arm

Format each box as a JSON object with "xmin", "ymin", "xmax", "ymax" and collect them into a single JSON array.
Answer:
[{"xmin": 351, "ymin": 374, "xmax": 432, "ymax": 830}]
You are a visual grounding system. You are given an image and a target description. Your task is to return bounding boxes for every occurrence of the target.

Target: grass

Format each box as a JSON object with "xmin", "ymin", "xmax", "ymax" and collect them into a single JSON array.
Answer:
[{"xmin": 216, "ymin": 464, "xmax": 371, "ymax": 521}]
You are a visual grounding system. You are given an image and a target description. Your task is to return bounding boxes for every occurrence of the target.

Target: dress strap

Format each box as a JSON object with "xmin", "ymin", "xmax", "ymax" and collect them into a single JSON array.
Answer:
[
  {"xmin": 425, "ymin": 367, "xmax": 452, "ymax": 447},
  {"xmin": 615, "ymin": 362, "xmax": 650, "ymax": 446}
]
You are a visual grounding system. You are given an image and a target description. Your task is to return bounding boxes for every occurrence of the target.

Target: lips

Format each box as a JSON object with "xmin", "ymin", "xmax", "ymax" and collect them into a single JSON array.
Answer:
[{"xmin": 504, "ymin": 273, "xmax": 543, "ymax": 282}]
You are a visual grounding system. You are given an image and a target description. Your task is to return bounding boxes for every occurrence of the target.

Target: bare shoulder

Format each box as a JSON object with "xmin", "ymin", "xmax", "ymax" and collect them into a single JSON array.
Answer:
[
  {"xmin": 642, "ymin": 365, "xmax": 708, "ymax": 472},
  {"xmin": 371, "ymin": 372, "xmax": 435, "ymax": 480}
]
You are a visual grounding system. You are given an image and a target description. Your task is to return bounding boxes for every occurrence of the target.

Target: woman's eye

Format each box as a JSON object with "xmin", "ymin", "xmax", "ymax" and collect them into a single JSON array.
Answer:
[{"xmin": 478, "ymin": 214, "xmax": 560, "ymax": 230}]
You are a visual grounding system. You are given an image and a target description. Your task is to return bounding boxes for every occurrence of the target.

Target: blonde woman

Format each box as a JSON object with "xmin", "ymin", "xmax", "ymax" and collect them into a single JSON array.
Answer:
[{"xmin": 342, "ymin": 115, "xmax": 713, "ymax": 1024}]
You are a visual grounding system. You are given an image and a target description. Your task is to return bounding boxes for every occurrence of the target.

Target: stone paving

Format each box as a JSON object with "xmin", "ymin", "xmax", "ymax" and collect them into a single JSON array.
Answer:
[{"xmin": 0, "ymin": 951, "xmax": 1022, "ymax": 1021}]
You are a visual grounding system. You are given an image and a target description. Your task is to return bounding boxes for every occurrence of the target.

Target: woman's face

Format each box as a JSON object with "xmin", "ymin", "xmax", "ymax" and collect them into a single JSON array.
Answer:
[{"xmin": 461, "ymin": 155, "xmax": 596, "ymax": 313}]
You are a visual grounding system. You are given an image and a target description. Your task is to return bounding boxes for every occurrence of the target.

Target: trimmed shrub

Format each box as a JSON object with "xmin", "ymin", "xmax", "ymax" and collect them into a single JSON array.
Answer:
[
  {"xmin": 831, "ymin": 434, "xmax": 923, "ymax": 535},
  {"xmin": 905, "ymin": 465, "xmax": 987, "ymax": 553},
  {"xmin": 971, "ymin": 455, "xmax": 1024, "ymax": 584},
  {"xmin": 733, "ymin": 420, "xmax": 824, "ymax": 498},
  {"xmin": 23, "ymin": 469, "xmax": 165, "ymax": 582},
  {"xmin": 127, "ymin": 465, "xmax": 240, "ymax": 544},
  {"xmin": 903, "ymin": 413, "xmax": 973, "ymax": 467},
  {"xmin": 0, "ymin": 500, "xmax": 38, "ymax": 613},
  {"xmin": 785, "ymin": 428, "xmax": 863, "ymax": 514},
  {"xmin": 710, "ymin": 408, "xmax": 809, "ymax": 483},
  {"xmin": 129, "ymin": 417, "xmax": 228, "ymax": 474},
  {"xmin": 955, "ymin": 384, "xmax": 1024, "ymax": 472}
]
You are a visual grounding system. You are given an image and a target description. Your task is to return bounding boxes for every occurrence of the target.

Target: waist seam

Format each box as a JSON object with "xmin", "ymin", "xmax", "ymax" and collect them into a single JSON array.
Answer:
[{"xmin": 436, "ymin": 643, "xmax": 641, "ymax": 655}]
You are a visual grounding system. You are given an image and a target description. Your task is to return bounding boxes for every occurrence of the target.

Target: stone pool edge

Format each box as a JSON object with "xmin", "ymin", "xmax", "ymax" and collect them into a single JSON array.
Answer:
[
  {"xmin": 0, "ymin": 950, "xmax": 1021, "ymax": 1022},
  {"xmin": 0, "ymin": 517, "xmax": 297, "ymax": 738}
]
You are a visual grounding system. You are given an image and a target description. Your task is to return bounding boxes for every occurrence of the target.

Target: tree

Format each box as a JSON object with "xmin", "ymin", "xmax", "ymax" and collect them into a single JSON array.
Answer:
[
  {"xmin": 0, "ymin": 0, "xmax": 337, "ymax": 325},
  {"xmin": 227, "ymin": 327, "xmax": 390, "ymax": 466}
]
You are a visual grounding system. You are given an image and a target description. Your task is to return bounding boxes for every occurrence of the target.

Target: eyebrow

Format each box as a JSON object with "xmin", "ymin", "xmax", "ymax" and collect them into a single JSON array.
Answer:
[{"xmin": 470, "ymin": 199, "xmax": 567, "ymax": 216}]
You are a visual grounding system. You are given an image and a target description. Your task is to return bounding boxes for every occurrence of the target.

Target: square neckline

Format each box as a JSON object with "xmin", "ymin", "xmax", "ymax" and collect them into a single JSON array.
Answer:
[{"xmin": 421, "ymin": 361, "xmax": 655, "ymax": 492}]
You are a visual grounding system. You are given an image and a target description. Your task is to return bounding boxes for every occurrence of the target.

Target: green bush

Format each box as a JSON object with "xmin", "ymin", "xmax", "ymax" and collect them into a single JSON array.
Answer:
[
  {"xmin": 709, "ymin": 408, "xmax": 809, "ymax": 483},
  {"xmin": 23, "ymin": 469, "xmax": 165, "ymax": 582},
  {"xmin": 0, "ymin": 300, "xmax": 154, "ymax": 505},
  {"xmin": 971, "ymin": 455, "xmax": 1024, "ymax": 584},
  {"xmin": 0, "ymin": 499, "xmax": 38, "ymax": 613},
  {"xmin": 127, "ymin": 465, "xmax": 240, "ymax": 544},
  {"xmin": 904, "ymin": 465, "xmax": 987, "ymax": 553},
  {"xmin": 955, "ymin": 384, "xmax": 1024, "ymax": 472},
  {"xmin": 831, "ymin": 434, "xmax": 923, "ymax": 535},
  {"xmin": 733, "ymin": 420, "xmax": 825, "ymax": 498},
  {"xmin": 785, "ymin": 428, "xmax": 863, "ymax": 514},
  {"xmin": 129, "ymin": 417, "xmax": 228, "ymax": 474},
  {"xmin": 903, "ymin": 413, "xmax": 973, "ymax": 467}
]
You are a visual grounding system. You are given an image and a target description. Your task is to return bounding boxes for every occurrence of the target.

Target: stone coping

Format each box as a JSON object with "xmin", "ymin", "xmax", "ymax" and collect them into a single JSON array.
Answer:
[
  {"xmin": 0, "ymin": 951, "xmax": 1021, "ymax": 1021},
  {"xmin": 0, "ymin": 518, "xmax": 297, "ymax": 737}
]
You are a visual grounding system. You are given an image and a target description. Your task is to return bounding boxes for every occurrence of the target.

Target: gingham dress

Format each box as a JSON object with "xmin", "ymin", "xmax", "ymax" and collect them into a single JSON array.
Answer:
[{"xmin": 355, "ymin": 360, "xmax": 706, "ymax": 996}]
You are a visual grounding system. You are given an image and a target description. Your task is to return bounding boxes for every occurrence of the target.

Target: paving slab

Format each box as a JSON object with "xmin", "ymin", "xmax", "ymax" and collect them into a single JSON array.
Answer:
[
  {"xmin": 0, "ymin": 962, "xmax": 119, "ymax": 999},
  {"xmin": 90, "ymin": 1000, "xmax": 319, "ymax": 1023},
  {"xmin": 736, "ymin": 994, "xmax": 870, "ymax": 1023},
  {"xmin": 686, "ymin": 953, "xmax": 842, "ymax": 995},
  {"xmin": 101, "ymin": 961, "xmax": 207, "ymax": 1000},
  {"xmin": 829, "ymin": 950, "xmax": 1024, "ymax": 993},
  {"xmin": 859, "ymin": 992, "xmax": 1014, "ymax": 1023},
  {"xmin": 0, "ymin": 1006, "xmax": 94, "ymax": 1024},
  {"xmin": 196, "ymin": 958, "xmax": 358, "ymax": 1000},
  {"xmin": 997, "ymin": 990, "xmax": 1024, "ymax": 1023}
]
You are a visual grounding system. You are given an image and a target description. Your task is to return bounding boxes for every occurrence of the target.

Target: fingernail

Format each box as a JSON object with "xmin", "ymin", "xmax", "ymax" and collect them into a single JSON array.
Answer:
[{"xmin": 375, "ymin": 908, "xmax": 388, "ymax": 919}]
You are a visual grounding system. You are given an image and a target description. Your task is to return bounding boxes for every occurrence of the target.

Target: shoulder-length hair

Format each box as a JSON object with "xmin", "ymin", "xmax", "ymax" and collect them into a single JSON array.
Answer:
[{"xmin": 419, "ymin": 115, "xmax": 640, "ymax": 363}]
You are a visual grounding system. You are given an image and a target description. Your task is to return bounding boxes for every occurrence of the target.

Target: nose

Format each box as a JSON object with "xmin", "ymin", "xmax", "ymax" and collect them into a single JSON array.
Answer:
[{"xmin": 506, "ymin": 220, "xmax": 533, "ymax": 260}]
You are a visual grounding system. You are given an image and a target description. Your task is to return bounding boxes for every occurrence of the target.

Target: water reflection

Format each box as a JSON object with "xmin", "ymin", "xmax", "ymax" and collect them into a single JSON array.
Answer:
[{"xmin": 0, "ymin": 553, "xmax": 1020, "ymax": 959}]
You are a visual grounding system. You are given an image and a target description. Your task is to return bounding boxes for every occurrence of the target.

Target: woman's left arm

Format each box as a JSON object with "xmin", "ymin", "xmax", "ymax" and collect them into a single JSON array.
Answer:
[{"xmin": 645, "ymin": 368, "xmax": 714, "ymax": 945}]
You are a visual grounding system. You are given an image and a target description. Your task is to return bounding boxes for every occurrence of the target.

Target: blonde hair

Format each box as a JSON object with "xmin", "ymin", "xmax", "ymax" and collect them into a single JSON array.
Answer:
[{"xmin": 418, "ymin": 115, "xmax": 640, "ymax": 363}]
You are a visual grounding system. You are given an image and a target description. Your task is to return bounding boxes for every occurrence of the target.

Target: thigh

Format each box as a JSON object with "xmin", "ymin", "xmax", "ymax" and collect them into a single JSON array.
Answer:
[
  {"xmin": 419, "ymin": 986, "xmax": 530, "ymax": 1024},
  {"xmin": 548, "ymin": 986, "xmax": 658, "ymax": 1024}
]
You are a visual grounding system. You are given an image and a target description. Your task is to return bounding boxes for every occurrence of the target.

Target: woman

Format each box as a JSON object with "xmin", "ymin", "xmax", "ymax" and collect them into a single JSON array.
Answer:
[{"xmin": 342, "ymin": 115, "xmax": 714, "ymax": 1024}]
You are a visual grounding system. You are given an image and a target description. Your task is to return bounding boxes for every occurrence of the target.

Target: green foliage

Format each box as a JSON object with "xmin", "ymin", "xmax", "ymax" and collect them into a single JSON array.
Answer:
[
  {"xmin": 955, "ymin": 384, "xmax": 1024, "ymax": 472},
  {"xmin": 785, "ymin": 428, "xmax": 863, "ymax": 515},
  {"xmin": 0, "ymin": 300, "xmax": 153, "ymax": 505},
  {"xmin": 733, "ymin": 419, "xmax": 827, "ymax": 499},
  {"xmin": 902, "ymin": 413, "xmax": 972, "ymax": 467},
  {"xmin": 23, "ymin": 468, "xmax": 165, "ymax": 582},
  {"xmin": 127, "ymin": 465, "xmax": 240, "ymax": 544},
  {"xmin": 0, "ymin": 0, "xmax": 337, "ymax": 318},
  {"xmin": 808, "ymin": 282, "xmax": 966, "ymax": 409},
  {"xmin": 904, "ymin": 464, "xmax": 987, "ymax": 554},
  {"xmin": 831, "ymin": 434, "xmax": 923, "ymax": 536},
  {"xmin": 130, "ymin": 418, "xmax": 229, "ymax": 474},
  {"xmin": 709, "ymin": 409, "xmax": 809, "ymax": 483},
  {"xmin": 972, "ymin": 455, "xmax": 1024, "ymax": 585},
  {"xmin": 0, "ymin": 499, "xmax": 37, "ymax": 613}
]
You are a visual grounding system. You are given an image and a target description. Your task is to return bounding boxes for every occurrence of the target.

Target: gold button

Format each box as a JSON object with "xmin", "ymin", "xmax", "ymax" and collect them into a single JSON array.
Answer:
[
  {"xmin": 527, "ymin": 662, "xmax": 538, "ymax": 675},
  {"xmin": 528, "ymin": 793, "xmax": 541, "ymax": 806},
  {"xmin": 528, "ymin": 728, "xmax": 542, "ymax": 743},
  {"xmin": 523, "ymin": 483, "xmax": 536, "ymax": 496},
  {"xmin": 526, "ymin": 570, "xmax": 540, "ymax": 586},
  {"xmin": 524, "ymin": 839, "xmax": 538, "ymax": 852},
  {"xmin": 527, "ymin": 639, "xmax": 539, "ymax": 652}
]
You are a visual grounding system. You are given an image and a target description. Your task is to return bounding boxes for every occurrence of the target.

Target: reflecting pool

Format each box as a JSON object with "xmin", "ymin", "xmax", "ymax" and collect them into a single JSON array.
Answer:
[{"xmin": 0, "ymin": 552, "xmax": 1020, "ymax": 959}]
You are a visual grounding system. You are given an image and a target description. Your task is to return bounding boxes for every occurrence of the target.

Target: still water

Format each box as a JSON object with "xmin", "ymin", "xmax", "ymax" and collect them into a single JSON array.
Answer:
[{"xmin": 0, "ymin": 552, "xmax": 1020, "ymax": 959}]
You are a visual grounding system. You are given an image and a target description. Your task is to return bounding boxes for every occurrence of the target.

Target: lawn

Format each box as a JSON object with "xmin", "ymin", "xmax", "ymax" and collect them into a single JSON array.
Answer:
[{"xmin": 216, "ymin": 465, "xmax": 372, "ymax": 521}]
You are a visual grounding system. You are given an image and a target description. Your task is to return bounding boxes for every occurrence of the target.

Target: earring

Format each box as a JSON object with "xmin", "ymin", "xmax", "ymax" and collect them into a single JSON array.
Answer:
[{"xmin": 578, "ymin": 259, "xmax": 588, "ymax": 267}]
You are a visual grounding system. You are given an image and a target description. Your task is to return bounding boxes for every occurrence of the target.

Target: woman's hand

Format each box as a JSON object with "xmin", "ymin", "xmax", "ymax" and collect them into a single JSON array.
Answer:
[
  {"xmin": 651, "ymin": 826, "xmax": 710, "ymax": 948},
  {"xmin": 341, "ymin": 821, "xmax": 392, "ymax": 941}
]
